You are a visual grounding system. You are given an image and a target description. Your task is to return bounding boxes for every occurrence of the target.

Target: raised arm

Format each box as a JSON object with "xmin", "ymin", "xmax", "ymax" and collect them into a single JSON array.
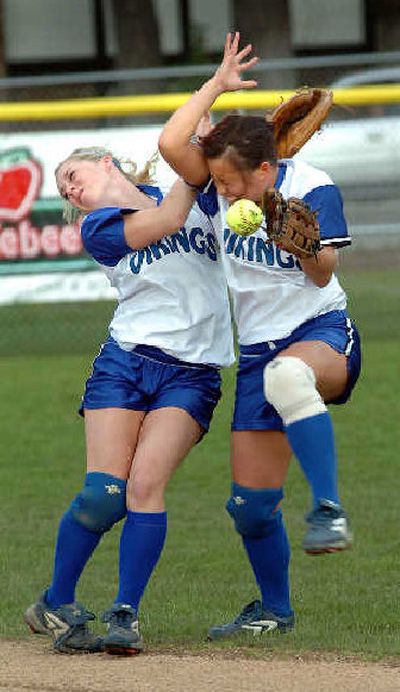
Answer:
[
  {"xmin": 123, "ymin": 178, "xmax": 196, "ymax": 249},
  {"xmin": 159, "ymin": 32, "xmax": 259, "ymax": 187}
]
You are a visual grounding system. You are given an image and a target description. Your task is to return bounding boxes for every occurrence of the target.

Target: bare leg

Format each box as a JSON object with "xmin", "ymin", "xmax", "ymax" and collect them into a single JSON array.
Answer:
[{"xmin": 113, "ymin": 407, "xmax": 202, "ymax": 613}]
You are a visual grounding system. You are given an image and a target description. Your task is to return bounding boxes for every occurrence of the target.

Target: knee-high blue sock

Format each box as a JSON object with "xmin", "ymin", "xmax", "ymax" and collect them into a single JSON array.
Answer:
[
  {"xmin": 116, "ymin": 510, "xmax": 167, "ymax": 612},
  {"xmin": 46, "ymin": 510, "xmax": 102, "ymax": 608},
  {"xmin": 286, "ymin": 412, "xmax": 340, "ymax": 508},
  {"xmin": 243, "ymin": 511, "xmax": 292, "ymax": 617}
]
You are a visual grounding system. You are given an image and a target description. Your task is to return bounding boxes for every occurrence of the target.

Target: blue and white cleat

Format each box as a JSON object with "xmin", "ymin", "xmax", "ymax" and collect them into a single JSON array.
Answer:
[
  {"xmin": 303, "ymin": 499, "xmax": 352, "ymax": 554},
  {"xmin": 102, "ymin": 603, "xmax": 143, "ymax": 655},
  {"xmin": 207, "ymin": 600, "xmax": 294, "ymax": 641},
  {"xmin": 24, "ymin": 593, "xmax": 104, "ymax": 654}
]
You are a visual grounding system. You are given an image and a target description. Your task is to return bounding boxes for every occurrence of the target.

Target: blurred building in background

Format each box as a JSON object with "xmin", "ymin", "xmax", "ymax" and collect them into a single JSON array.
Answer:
[{"xmin": 0, "ymin": 1, "xmax": 399, "ymax": 80}]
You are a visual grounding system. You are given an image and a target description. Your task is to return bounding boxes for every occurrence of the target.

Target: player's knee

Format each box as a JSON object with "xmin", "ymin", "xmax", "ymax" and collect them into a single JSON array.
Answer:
[
  {"xmin": 70, "ymin": 472, "xmax": 127, "ymax": 533},
  {"xmin": 226, "ymin": 483, "xmax": 284, "ymax": 538},
  {"xmin": 263, "ymin": 356, "xmax": 326, "ymax": 425},
  {"xmin": 127, "ymin": 472, "xmax": 162, "ymax": 508}
]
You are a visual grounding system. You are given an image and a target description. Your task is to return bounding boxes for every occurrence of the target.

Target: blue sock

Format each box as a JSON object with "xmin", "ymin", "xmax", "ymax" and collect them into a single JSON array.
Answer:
[
  {"xmin": 116, "ymin": 510, "xmax": 167, "ymax": 612},
  {"xmin": 286, "ymin": 412, "xmax": 340, "ymax": 508},
  {"xmin": 243, "ymin": 511, "xmax": 292, "ymax": 617},
  {"xmin": 46, "ymin": 510, "xmax": 102, "ymax": 608}
]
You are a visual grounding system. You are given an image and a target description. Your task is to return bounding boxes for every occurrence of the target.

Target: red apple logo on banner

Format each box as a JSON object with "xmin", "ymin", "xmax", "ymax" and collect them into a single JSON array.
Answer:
[{"xmin": 0, "ymin": 147, "xmax": 42, "ymax": 222}]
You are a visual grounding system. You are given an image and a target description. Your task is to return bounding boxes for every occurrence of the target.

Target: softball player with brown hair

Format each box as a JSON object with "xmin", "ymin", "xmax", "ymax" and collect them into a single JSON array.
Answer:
[{"xmin": 159, "ymin": 33, "xmax": 361, "ymax": 639}]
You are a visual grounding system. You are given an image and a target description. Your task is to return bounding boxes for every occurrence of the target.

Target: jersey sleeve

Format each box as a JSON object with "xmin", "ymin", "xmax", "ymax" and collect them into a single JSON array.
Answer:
[
  {"xmin": 81, "ymin": 207, "xmax": 135, "ymax": 266},
  {"xmin": 302, "ymin": 185, "xmax": 351, "ymax": 248},
  {"xmin": 196, "ymin": 180, "xmax": 219, "ymax": 219}
]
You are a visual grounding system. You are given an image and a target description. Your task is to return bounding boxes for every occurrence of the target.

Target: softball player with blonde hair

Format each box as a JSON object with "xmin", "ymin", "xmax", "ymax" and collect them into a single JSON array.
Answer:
[{"xmin": 24, "ymin": 145, "xmax": 234, "ymax": 654}]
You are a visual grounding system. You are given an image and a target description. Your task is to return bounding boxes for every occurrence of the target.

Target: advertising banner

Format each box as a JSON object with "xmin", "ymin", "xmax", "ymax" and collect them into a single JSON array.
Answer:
[{"xmin": 0, "ymin": 125, "xmax": 175, "ymax": 303}]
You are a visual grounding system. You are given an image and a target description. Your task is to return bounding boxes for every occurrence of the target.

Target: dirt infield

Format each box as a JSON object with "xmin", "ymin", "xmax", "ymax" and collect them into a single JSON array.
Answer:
[{"xmin": 1, "ymin": 640, "xmax": 400, "ymax": 692}]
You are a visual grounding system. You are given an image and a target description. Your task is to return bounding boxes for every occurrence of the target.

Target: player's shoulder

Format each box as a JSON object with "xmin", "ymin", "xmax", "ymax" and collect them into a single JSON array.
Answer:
[
  {"xmin": 82, "ymin": 206, "xmax": 121, "ymax": 228},
  {"xmin": 82, "ymin": 206, "xmax": 135, "ymax": 231},
  {"xmin": 279, "ymin": 157, "xmax": 335, "ymax": 198}
]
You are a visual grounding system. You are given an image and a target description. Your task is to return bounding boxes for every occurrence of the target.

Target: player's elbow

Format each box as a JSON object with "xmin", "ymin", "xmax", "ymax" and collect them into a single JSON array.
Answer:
[
  {"xmin": 314, "ymin": 275, "xmax": 331, "ymax": 288},
  {"xmin": 158, "ymin": 134, "xmax": 188, "ymax": 181},
  {"xmin": 158, "ymin": 132, "xmax": 173, "ymax": 159},
  {"xmin": 312, "ymin": 265, "xmax": 335, "ymax": 287},
  {"xmin": 303, "ymin": 263, "xmax": 330, "ymax": 287}
]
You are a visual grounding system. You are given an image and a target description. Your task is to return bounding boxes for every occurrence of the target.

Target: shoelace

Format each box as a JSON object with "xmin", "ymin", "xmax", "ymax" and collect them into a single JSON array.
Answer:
[
  {"xmin": 234, "ymin": 600, "xmax": 261, "ymax": 624},
  {"xmin": 307, "ymin": 506, "xmax": 341, "ymax": 525},
  {"xmin": 104, "ymin": 609, "xmax": 134, "ymax": 628},
  {"xmin": 59, "ymin": 605, "xmax": 96, "ymax": 626}
]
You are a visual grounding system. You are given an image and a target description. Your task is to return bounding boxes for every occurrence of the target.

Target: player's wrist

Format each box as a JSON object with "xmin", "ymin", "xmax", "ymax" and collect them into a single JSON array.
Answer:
[{"xmin": 206, "ymin": 74, "xmax": 226, "ymax": 97}]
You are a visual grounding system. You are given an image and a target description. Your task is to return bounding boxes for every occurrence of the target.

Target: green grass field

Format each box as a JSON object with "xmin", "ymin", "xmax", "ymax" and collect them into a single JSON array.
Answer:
[{"xmin": 1, "ymin": 268, "xmax": 399, "ymax": 660}]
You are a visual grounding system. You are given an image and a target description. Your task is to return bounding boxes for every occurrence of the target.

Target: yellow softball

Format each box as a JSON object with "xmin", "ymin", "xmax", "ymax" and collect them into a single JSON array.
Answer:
[{"xmin": 225, "ymin": 199, "xmax": 264, "ymax": 236}]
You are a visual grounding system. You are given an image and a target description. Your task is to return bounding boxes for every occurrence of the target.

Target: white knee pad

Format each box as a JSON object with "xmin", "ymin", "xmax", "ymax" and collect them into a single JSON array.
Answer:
[{"xmin": 263, "ymin": 356, "xmax": 326, "ymax": 426}]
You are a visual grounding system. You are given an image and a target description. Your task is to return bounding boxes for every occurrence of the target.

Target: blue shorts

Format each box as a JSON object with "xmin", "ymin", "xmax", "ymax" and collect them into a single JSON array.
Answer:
[
  {"xmin": 232, "ymin": 310, "xmax": 362, "ymax": 432},
  {"xmin": 81, "ymin": 337, "xmax": 222, "ymax": 432}
]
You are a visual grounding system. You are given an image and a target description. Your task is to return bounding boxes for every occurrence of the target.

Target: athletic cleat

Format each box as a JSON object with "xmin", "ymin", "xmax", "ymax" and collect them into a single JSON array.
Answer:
[
  {"xmin": 102, "ymin": 603, "xmax": 143, "ymax": 655},
  {"xmin": 302, "ymin": 499, "xmax": 353, "ymax": 554},
  {"xmin": 24, "ymin": 596, "xmax": 49, "ymax": 635},
  {"xmin": 207, "ymin": 600, "xmax": 294, "ymax": 641},
  {"xmin": 24, "ymin": 593, "xmax": 104, "ymax": 654}
]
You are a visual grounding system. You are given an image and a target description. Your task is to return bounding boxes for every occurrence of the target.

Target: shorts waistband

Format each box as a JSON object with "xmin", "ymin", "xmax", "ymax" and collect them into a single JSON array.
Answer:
[
  {"xmin": 240, "ymin": 340, "xmax": 281, "ymax": 356},
  {"xmin": 239, "ymin": 310, "xmax": 348, "ymax": 356},
  {"xmin": 132, "ymin": 343, "xmax": 219, "ymax": 371}
]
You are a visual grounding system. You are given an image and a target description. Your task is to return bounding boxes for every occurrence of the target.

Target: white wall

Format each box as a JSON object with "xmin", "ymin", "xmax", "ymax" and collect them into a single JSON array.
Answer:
[
  {"xmin": 3, "ymin": 0, "xmax": 230, "ymax": 63},
  {"xmin": 4, "ymin": 0, "xmax": 97, "ymax": 61},
  {"xmin": 289, "ymin": 0, "xmax": 366, "ymax": 48}
]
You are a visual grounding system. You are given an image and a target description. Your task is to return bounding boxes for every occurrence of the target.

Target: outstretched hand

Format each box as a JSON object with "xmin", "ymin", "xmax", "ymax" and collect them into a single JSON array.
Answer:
[{"xmin": 214, "ymin": 32, "xmax": 259, "ymax": 93}]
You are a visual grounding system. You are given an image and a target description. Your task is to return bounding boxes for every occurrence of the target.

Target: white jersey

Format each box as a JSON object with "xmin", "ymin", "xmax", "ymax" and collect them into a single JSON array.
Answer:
[
  {"xmin": 81, "ymin": 183, "xmax": 234, "ymax": 367},
  {"xmin": 198, "ymin": 158, "xmax": 350, "ymax": 345}
]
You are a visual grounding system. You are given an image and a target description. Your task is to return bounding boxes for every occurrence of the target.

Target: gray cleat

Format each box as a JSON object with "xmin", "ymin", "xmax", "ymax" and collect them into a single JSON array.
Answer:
[
  {"xmin": 208, "ymin": 600, "xmax": 294, "ymax": 641},
  {"xmin": 102, "ymin": 603, "xmax": 143, "ymax": 655},
  {"xmin": 303, "ymin": 499, "xmax": 352, "ymax": 554},
  {"xmin": 24, "ymin": 593, "xmax": 104, "ymax": 654}
]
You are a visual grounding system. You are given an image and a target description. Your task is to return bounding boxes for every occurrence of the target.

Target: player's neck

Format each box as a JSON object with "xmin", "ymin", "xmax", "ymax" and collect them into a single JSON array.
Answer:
[{"xmin": 107, "ymin": 179, "xmax": 157, "ymax": 209}]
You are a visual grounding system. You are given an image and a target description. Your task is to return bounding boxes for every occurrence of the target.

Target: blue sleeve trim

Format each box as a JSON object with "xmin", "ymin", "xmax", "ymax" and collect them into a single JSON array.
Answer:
[
  {"xmin": 197, "ymin": 181, "xmax": 218, "ymax": 217},
  {"xmin": 302, "ymin": 185, "xmax": 349, "ymax": 242},
  {"xmin": 320, "ymin": 236, "xmax": 352, "ymax": 248},
  {"xmin": 81, "ymin": 207, "xmax": 133, "ymax": 267},
  {"xmin": 274, "ymin": 162, "xmax": 287, "ymax": 190},
  {"xmin": 137, "ymin": 184, "xmax": 164, "ymax": 205}
]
